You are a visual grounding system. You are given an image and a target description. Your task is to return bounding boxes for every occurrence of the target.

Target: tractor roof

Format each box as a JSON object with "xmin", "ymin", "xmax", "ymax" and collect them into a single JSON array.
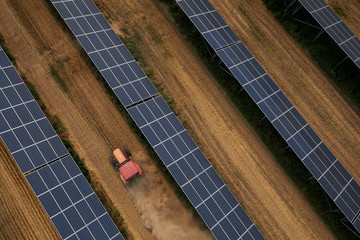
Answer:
[{"xmin": 113, "ymin": 148, "xmax": 127, "ymax": 164}]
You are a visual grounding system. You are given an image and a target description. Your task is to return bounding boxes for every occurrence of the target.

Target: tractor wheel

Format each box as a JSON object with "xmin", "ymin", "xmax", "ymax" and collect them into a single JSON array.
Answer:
[
  {"xmin": 108, "ymin": 156, "xmax": 116, "ymax": 168},
  {"xmin": 123, "ymin": 146, "xmax": 132, "ymax": 157}
]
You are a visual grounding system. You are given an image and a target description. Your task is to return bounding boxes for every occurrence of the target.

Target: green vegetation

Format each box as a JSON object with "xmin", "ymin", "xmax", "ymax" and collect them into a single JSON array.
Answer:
[
  {"xmin": 158, "ymin": 0, "xmax": 358, "ymax": 239},
  {"xmin": 237, "ymin": 4, "xmax": 265, "ymax": 41},
  {"xmin": 121, "ymin": 30, "xmax": 154, "ymax": 78},
  {"xmin": 331, "ymin": 2, "xmax": 347, "ymax": 18},
  {"xmin": 145, "ymin": 24, "xmax": 164, "ymax": 45},
  {"xmin": 262, "ymin": 0, "xmax": 360, "ymax": 113},
  {"xmin": 49, "ymin": 64, "xmax": 69, "ymax": 94}
]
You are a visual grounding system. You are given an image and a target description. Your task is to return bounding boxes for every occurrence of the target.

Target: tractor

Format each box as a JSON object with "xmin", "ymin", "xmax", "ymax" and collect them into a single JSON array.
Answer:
[{"xmin": 108, "ymin": 146, "xmax": 144, "ymax": 185}]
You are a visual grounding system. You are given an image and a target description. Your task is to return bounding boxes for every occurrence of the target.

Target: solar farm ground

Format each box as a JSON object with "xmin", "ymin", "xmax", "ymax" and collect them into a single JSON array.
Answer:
[{"xmin": 0, "ymin": 0, "xmax": 359, "ymax": 239}]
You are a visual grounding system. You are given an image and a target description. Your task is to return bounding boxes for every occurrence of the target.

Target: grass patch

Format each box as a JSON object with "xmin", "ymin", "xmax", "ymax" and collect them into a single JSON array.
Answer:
[
  {"xmin": 121, "ymin": 30, "xmax": 154, "ymax": 78},
  {"xmin": 237, "ymin": 4, "xmax": 265, "ymax": 41},
  {"xmin": 159, "ymin": 0, "xmax": 358, "ymax": 239},
  {"xmin": 331, "ymin": 3, "xmax": 347, "ymax": 18},
  {"xmin": 49, "ymin": 64, "xmax": 69, "ymax": 94}
]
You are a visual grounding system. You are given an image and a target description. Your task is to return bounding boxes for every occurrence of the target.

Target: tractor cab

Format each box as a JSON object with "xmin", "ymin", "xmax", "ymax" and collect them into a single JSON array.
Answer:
[{"xmin": 109, "ymin": 146, "xmax": 144, "ymax": 185}]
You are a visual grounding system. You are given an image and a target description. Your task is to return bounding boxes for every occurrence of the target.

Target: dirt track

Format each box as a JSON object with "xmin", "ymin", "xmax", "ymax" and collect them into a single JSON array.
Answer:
[
  {"xmin": 0, "ymin": 0, "xmax": 359, "ymax": 239},
  {"xmin": 0, "ymin": 141, "xmax": 61, "ymax": 240}
]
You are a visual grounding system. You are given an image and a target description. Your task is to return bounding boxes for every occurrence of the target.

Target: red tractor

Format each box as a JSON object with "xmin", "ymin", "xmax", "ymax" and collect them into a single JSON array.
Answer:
[{"xmin": 108, "ymin": 146, "xmax": 144, "ymax": 185}]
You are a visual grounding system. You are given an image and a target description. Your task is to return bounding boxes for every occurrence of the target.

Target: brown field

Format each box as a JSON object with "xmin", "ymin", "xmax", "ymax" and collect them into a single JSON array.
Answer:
[{"xmin": 0, "ymin": 0, "xmax": 359, "ymax": 239}]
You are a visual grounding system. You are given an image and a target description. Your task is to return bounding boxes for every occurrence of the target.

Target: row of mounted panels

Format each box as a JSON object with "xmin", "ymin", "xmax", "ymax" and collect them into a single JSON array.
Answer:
[
  {"xmin": 50, "ymin": 0, "xmax": 264, "ymax": 239},
  {"xmin": 128, "ymin": 96, "xmax": 264, "ymax": 239},
  {"xmin": 0, "ymin": 47, "xmax": 124, "ymax": 240},
  {"xmin": 176, "ymin": 0, "xmax": 360, "ymax": 233},
  {"xmin": 298, "ymin": 0, "xmax": 360, "ymax": 68},
  {"xmin": 52, "ymin": 0, "xmax": 158, "ymax": 107}
]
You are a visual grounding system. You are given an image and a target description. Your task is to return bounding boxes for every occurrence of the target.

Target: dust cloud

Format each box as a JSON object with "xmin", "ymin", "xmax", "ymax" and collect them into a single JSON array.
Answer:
[{"xmin": 127, "ymin": 152, "xmax": 214, "ymax": 240}]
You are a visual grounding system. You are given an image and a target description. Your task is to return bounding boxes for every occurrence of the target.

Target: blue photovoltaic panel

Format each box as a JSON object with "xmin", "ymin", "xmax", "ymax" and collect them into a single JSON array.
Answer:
[
  {"xmin": 26, "ymin": 155, "xmax": 122, "ymax": 240},
  {"xmin": 0, "ymin": 47, "xmax": 124, "ymax": 240},
  {"xmin": 128, "ymin": 96, "xmax": 264, "ymax": 240},
  {"xmin": 177, "ymin": 0, "xmax": 360, "ymax": 233},
  {"xmin": 50, "ymin": 0, "xmax": 158, "ymax": 107},
  {"xmin": 50, "ymin": 0, "xmax": 265, "ymax": 238},
  {"xmin": 298, "ymin": 0, "xmax": 360, "ymax": 68},
  {"xmin": 0, "ymin": 49, "xmax": 67, "ymax": 173},
  {"xmin": 176, "ymin": 0, "xmax": 239, "ymax": 50},
  {"xmin": 354, "ymin": 214, "xmax": 360, "ymax": 233}
]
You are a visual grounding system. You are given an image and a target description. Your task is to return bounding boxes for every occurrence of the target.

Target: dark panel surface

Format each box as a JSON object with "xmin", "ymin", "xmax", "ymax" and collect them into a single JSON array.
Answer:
[
  {"xmin": 51, "ymin": 0, "xmax": 158, "ymax": 107},
  {"xmin": 299, "ymin": 0, "xmax": 360, "ymax": 68},
  {"xmin": 50, "ymin": 0, "xmax": 264, "ymax": 239},
  {"xmin": 0, "ymin": 47, "xmax": 123, "ymax": 240},
  {"xmin": 177, "ymin": 0, "xmax": 360, "ymax": 234},
  {"xmin": 128, "ymin": 97, "xmax": 265, "ymax": 239}
]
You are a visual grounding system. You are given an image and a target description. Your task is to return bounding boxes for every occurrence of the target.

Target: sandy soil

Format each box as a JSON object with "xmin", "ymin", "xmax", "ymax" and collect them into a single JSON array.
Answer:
[
  {"xmin": 0, "ymin": 0, "xmax": 212, "ymax": 239},
  {"xmin": 0, "ymin": 141, "xmax": 61, "ymax": 240},
  {"xmin": 93, "ymin": 0, "xmax": 340, "ymax": 239}
]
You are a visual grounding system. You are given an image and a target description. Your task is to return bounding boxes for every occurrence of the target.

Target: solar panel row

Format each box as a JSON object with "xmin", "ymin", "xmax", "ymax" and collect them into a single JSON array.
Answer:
[
  {"xmin": 50, "ymin": 0, "xmax": 265, "ymax": 239},
  {"xmin": 176, "ymin": 0, "xmax": 360, "ymax": 234},
  {"xmin": 298, "ymin": 0, "xmax": 360, "ymax": 68},
  {"xmin": 355, "ymin": 214, "xmax": 360, "ymax": 231},
  {"xmin": 176, "ymin": 0, "xmax": 239, "ymax": 50},
  {"xmin": 0, "ymin": 47, "xmax": 124, "ymax": 240},
  {"xmin": 128, "ymin": 96, "xmax": 264, "ymax": 240},
  {"xmin": 51, "ymin": 0, "xmax": 158, "ymax": 107}
]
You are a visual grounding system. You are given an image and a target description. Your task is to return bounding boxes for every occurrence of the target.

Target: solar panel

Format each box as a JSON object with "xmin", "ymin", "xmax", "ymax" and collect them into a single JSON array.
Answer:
[
  {"xmin": 298, "ymin": 0, "xmax": 360, "ymax": 68},
  {"xmin": 128, "ymin": 96, "xmax": 264, "ymax": 239},
  {"xmin": 354, "ymin": 214, "xmax": 360, "ymax": 233},
  {"xmin": 50, "ymin": 0, "xmax": 265, "ymax": 239},
  {"xmin": 50, "ymin": 0, "xmax": 158, "ymax": 107},
  {"xmin": 176, "ymin": 0, "xmax": 239, "ymax": 50},
  {"xmin": 0, "ymin": 47, "xmax": 124, "ymax": 240},
  {"xmin": 176, "ymin": 0, "xmax": 360, "ymax": 233}
]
